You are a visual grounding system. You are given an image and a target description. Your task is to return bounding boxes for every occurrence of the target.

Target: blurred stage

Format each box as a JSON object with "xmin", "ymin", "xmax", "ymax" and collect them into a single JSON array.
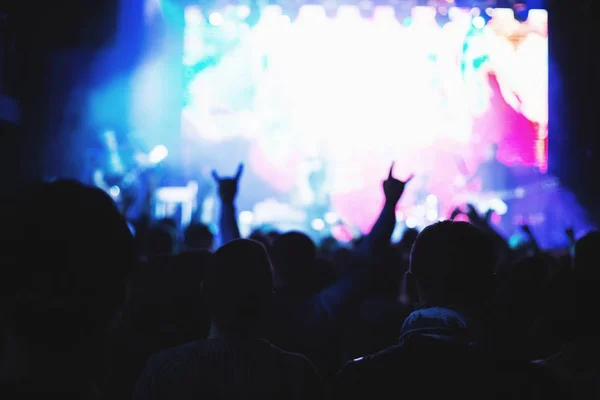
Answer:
[{"xmin": 86, "ymin": 3, "xmax": 595, "ymax": 248}]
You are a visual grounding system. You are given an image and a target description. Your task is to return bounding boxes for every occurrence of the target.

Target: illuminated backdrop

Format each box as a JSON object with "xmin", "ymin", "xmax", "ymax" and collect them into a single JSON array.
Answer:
[{"xmin": 181, "ymin": 5, "xmax": 548, "ymax": 234}]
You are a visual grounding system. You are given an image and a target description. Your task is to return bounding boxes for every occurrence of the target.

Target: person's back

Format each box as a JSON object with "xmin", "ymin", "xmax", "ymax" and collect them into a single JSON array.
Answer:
[
  {"xmin": 134, "ymin": 239, "xmax": 324, "ymax": 400},
  {"xmin": 335, "ymin": 221, "xmax": 566, "ymax": 400},
  {"xmin": 0, "ymin": 180, "xmax": 136, "ymax": 400},
  {"xmin": 135, "ymin": 337, "xmax": 322, "ymax": 400}
]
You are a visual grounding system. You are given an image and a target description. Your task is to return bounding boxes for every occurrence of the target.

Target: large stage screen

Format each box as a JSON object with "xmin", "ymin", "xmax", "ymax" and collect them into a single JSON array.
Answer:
[{"xmin": 181, "ymin": 5, "xmax": 548, "ymax": 237}]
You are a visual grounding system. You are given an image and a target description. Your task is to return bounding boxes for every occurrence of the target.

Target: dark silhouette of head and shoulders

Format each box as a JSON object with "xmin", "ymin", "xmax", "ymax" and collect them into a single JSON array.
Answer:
[
  {"xmin": 134, "ymin": 239, "xmax": 324, "ymax": 400},
  {"xmin": 335, "ymin": 221, "xmax": 564, "ymax": 400},
  {"xmin": 0, "ymin": 180, "xmax": 136, "ymax": 399}
]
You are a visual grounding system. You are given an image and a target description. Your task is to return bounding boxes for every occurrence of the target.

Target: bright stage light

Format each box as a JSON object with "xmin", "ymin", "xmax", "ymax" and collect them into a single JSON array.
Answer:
[
  {"xmin": 489, "ymin": 198, "xmax": 508, "ymax": 216},
  {"xmin": 149, "ymin": 145, "xmax": 168, "ymax": 164},
  {"xmin": 426, "ymin": 194, "xmax": 438, "ymax": 207},
  {"xmin": 426, "ymin": 209, "xmax": 438, "ymax": 222},
  {"xmin": 473, "ymin": 16, "xmax": 485, "ymax": 29},
  {"xmin": 311, "ymin": 218, "xmax": 326, "ymax": 231},
  {"xmin": 209, "ymin": 12, "xmax": 224, "ymax": 26},
  {"xmin": 237, "ymin": 5, "xmax": 251, "ymax": 19},
  {"xmin": 406, "ymin": 217, "xmax": 418, "ymax": 229},
  {"xmin": 325, "ymin": 212, "xmax": 339, "ymax": 224},
  {"xmin": 239, "ymin": 211, "xmax": 254, "ymax": 224},
  {"xmin": 109, "ymin": 186, "xmax": 120, "ymax": 198}
]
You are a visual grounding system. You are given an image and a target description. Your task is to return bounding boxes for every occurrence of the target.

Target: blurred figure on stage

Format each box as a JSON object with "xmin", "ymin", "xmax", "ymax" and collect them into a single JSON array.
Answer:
[
  {"xmin": 467, "ymin": 144, "xmax": 517, "ymax": 193},
  {"xmin": 90, "ymin": 130, "xmax": 152, "ymax": 218},
  {"xmin": 455, "ymin": 143, "xmax": 518, "ymax": 235}
]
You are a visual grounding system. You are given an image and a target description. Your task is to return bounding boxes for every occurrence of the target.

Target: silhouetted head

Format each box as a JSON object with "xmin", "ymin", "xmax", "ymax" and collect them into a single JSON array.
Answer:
[
  {"xmin": 408, "ymin": 221, "xmax": 495, "ymax": 311},
  {"xmin": 271, "ymin": 231, "xmax": 317, "ymax": 288},
  {"xmin": 1, "ymin": 180, "xmax": 136, "ymax": 350},
  {"xmin": 203, "ymin": 240, "xmax": 273, "ymax": 334},
  {"xmin": 184, "ymin": 222, "xmax": 215, "ymax": 251},
  {"xmin": 148, "ymin": 225, "xmax": 175, "ymax": 256}
]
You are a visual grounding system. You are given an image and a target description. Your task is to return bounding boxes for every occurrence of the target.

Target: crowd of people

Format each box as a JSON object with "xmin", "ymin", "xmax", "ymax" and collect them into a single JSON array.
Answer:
[{"xmin": 0, "ymin": 161, "xmax": 593, "ymax": 399}]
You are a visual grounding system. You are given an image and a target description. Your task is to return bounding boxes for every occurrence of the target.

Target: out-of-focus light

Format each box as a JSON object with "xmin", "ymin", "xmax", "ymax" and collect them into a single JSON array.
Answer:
[
  {"xmin": 396, "ymin": 211, "xmax": 405, "ymax": 221},
  {"xmin": 299, "ymin": 4, "xmax": 326, "ymax": 19},
  {"xmin": 412, "ymin": 6, "xmax": 436, "ymax": 24},
  {"xmin": 415, "ymin": 205, "xmax": 425, "ymax": 218},
  {"xmin": 471, "ymin": 7, "xmax": 481, "ymax": 17},
  {"xmin": 406, "ymin": 217, "xmax": 417, "ymax": 229},
  {"xmin": 358, "ymin": 0, "xmax": 373, "ymax": 10},
  {"xmin": 149, "ymin": 145, "xmax": 168, "ymax": 164},
  {"xmin": 109, "ymin": 186, "xmax": 121, "ymax": 198},
  {"xmin": 209, "ymin": 12, "xmax": 224, "ymax": 26},
  {"xmin": 403, "ymin": 16, "xmax": 412, "ymax": 26},
  {"xmin": 239, "ymin": 211, "xmax": 254, "ymax": 224},
  {"xmin": 472, "ymin": 16, "xmax": 485, "ymax": 29},
  {"xmin": 515, "ymin": 187, "xmax": 526, "ymax": 198},
  {"xmin": 185, "ymin": 6, "xmax": 204, "ymax": 24},
  {"xmin": 426, "ymin": 209, "xmax": 438, "ymax": 222},
  {"xmin": 325, "ymin": 212, "xmax": 338, "ymax": 224},
  {"xmin": 237, "ymin": 5, "xmax": 251, "ymax": 19},
  {"xmin": 426, "ymin": 194, "xmax": 438, "ymax": 207},
  {"xmin": 372, "ymin": 6, "xmax": 396, "ymax": 23},
  {"xmin": 127, "ymin": 221, "xmax": 136, "ymax": 236},
  {"xmin": 281, "ymin": 15, "xmax": 291, "ymax": 24},
  {"xmin": 337, "ymin": 5, "xmax": 361, "ymax": 20},
  {"xmin": 485, "ymin": 7, "xmax": 494, "ymax": 17},
  {"xmin": 489, "ymin": 198, "xmax": 508, "ymax": 216},
  {"xmin": 312, "ymin": 218, "xmax": 326, "ymax": 231},
  {"xmin": 493, "ymin": 8, "xmax": 515, "ymax": 20}
]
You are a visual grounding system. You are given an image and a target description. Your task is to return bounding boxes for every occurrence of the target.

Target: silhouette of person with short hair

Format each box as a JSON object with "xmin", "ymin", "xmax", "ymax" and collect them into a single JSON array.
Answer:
[
  {"xmin": 335, "ymin": 221, "xmax": 566, "ymax": 400},
  {"xmin": 0, "ymin": 180, "xmax": 136, "ymax": 399},
  {"xmin": 134, "ymin": 239, "xmax": 324, "ymax": 400}
]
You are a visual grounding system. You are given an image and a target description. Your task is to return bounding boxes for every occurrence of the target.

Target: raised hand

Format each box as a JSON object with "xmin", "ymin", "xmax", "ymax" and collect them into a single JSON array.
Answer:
[
  {"xmin": 566, "ymin": 228, "xmax": 576, "ymax": 243},
  {"xmin": 212, "ymin": 164, "xmax": 244, "ymax": 204},
  {"xmin": 520, "ymin": 224, "xmax": 533, "ymax": 236},
  {"xmin": 383, "ymin": 162, "xmax": 413, "ymax": 206},
  {"xmin": 450, "ymin": 207, "xmax": 463, "ymax": 221}
]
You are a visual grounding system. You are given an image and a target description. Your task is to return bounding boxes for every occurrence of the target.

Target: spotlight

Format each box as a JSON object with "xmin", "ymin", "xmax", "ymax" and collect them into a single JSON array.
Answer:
[
  {"xmin": 209, "ymin": 12, "xmax": 224, "ymax": 26},
  {"xmin": 472, "ymin": 16, "xmax": 485, "ymax": 29},
  {"xmin": 426, "ymin": 209, "xmax": 438, "ymax": 222},
  {"xmin": 149, "ymin": 145, "xmax": 168, "ymax": 164},
  {"xmin": 239, "ymin": 211, "xmax": 254, "ymax": 224},
  {"xmin": 311, "ymin": 218, "xmax": 326, "ymax": 231},
  {"xmin": 237, "ymin": 5, "xmax": 251, "ymax": 19},
  {"xmin": 325, "ymin": 212, "xmax": 339, "ymax": 224}
]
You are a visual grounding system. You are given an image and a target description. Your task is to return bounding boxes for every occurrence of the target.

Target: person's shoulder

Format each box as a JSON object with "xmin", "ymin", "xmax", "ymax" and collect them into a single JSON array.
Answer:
[
  {"xmin": 339, "ymin": 343, "xmax": 407, "ymax": 377},
  {"xmin": 263, "ymin": 340, "xmax": 318, "ymax": 370},
  {"xmin": 143, "ymin": 339, "xmax": 208, "ymax": 371}
]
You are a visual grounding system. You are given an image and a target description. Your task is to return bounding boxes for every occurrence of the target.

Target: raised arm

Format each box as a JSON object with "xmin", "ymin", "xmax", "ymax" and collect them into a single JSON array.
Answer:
[
  {"xmin": 212, "ymin": 164, "xmax": 243, "ymax": 245},
  {"xmin": 360, "ymin": 162, "xmax": 412, "ymax": 255}
]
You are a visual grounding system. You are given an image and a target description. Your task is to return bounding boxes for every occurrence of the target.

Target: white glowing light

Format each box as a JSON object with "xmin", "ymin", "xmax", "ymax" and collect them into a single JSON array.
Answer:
[
  {"xmin": 325, "ymin": 212, "xmax": 338, "ymax": 224},
  {"xmin": 149, "ymin": 145, "xmax": 168, "ymax": 164},
  {"xmin": 209, "ymin": 12, "xmax": 224, "ymax": 26},
  {"xmin": 237, "ymin": 5, "xmax": 251, "ymax": 19},
  {"xmin": 426, "ymin": 209, "xmax": 438, "ymax": 222},
  {"xmin": 473, "ymin": 16, "xmax": 486, "ymax": 29},
  {"xmin": 109, "ymin": 186, "xmax": 121, "ymax": 198},
  {"xmin": 426, "ymin": 194, "xmax": 438, "ymax": 207},
  {"xmin": 311, "ymin": 218, "xmax": 326, "ymax": 231},
  {"xmin": 239, "ymin": 211, "xmax": 254, "ymax": 224}
]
